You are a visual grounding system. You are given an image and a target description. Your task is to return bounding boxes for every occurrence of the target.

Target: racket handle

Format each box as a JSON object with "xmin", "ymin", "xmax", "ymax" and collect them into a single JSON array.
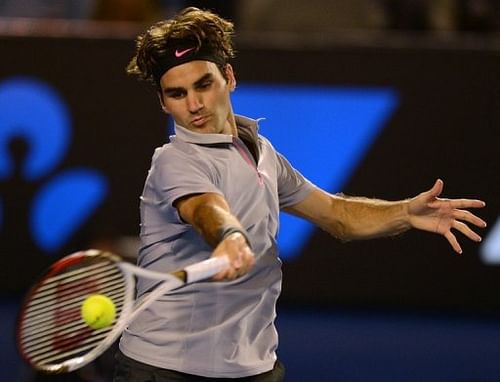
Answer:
[{"xmin": 185, "ymin": 256, "xmax": 229, "ymax": 283}]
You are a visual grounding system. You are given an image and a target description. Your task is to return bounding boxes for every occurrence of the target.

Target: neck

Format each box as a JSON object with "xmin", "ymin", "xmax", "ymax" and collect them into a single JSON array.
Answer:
[{"xmin": 225, "ymin": 107, "xmax": 238, "ymax": 137}]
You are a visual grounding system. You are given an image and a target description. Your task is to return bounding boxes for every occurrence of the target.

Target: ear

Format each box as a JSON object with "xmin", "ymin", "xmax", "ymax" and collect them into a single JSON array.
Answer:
[
  {"xmin": 225, "ymin": 64, "xmax": 236, "ymax": 92},
  {"xmin": 157, "ymin": 91, "xmax": 169, "ymax": 114}
]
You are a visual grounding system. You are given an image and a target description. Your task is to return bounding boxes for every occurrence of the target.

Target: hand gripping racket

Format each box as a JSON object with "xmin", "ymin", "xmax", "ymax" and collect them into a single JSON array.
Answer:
[{"xmin": 16, "ymin": 249, "xmax": 229, "ymax": 374}]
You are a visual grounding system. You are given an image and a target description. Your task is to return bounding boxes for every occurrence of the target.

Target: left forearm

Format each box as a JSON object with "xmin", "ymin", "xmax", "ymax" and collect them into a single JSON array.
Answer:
[
  {"xmin": 331, "ymin": 194, "xmax": 411, "ymax": 241},
  {"xmin": 285, "ymin": 188, "xmax": 412, "ymax": 241}
]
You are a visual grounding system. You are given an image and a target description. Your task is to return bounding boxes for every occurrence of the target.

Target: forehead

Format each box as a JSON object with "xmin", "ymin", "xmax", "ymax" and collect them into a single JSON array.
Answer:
[{"xmin": 160, "ymin": 60, "xmax": 221, "ymax": 89}]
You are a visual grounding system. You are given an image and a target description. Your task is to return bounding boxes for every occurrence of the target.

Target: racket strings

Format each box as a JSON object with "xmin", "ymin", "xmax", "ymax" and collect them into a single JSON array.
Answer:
[
  {"xmin": 29, "ymin": 329, "xmax": 111, "ymax": 365},
  {"xmin": 22, "ymin": 278, "xmax": 124, "ymax": 331},
  {"xmin": 22, "ymin": 323, "xmax": 108, "ymax": 359},
  {"xmin": 22, "ymin": 288, "xmax": 125, "ymax": 339},
  {"xmin": 18, "ymin": 258, "xmax": 128, "ymax": 369},
  {"xmin": 25, "ymin": 263, "xmax": 121, "ymax": 311}
]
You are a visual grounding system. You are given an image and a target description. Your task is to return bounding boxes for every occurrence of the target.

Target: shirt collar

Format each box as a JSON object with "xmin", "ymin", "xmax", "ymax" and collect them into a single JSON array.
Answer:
[{"xmin": 171, "ymin": 115, "xmax": 260, "ymax": 145}]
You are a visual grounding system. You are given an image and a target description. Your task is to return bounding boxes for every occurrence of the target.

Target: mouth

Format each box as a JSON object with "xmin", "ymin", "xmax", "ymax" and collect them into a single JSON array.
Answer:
[{"xmin": 191, "ymin": 115, "xmax": 210, "ymax": 127}]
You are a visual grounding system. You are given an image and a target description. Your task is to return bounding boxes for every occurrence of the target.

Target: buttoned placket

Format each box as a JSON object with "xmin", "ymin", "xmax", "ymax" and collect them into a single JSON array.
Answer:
[{"xmin": 232, "ymin": 137, "xmax": 264, "ymax": 187}]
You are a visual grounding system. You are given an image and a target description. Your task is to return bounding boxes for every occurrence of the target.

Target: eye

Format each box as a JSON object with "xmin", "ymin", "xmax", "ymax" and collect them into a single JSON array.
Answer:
[
  {"xmin": 166, "ymin": 90, "xmax": 185, "ymax": 99},
  {"xmin": 197, "ymin": 80, "xmax": 213, "ymax": 90}
]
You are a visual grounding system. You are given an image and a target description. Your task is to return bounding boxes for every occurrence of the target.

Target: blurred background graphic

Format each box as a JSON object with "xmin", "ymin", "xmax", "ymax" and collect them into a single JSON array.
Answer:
[{"xmin": 1, "ymin": 1, "xmax": 499, "ymax": 381}]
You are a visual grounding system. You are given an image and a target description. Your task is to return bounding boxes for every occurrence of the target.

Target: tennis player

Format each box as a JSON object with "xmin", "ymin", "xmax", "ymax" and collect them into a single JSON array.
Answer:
[{"xmin": 115, "ymin": 7, "xmax": 486, "ymax": 381}]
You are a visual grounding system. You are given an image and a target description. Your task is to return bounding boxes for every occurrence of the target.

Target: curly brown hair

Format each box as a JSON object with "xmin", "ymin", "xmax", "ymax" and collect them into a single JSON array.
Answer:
[{"xmin": 127, "ymin": 7, "xmax": 235, "ymax": 87}]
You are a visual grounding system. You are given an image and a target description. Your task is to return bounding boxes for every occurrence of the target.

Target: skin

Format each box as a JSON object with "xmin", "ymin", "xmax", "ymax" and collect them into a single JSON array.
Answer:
[
  {"xmin": 284, "ymin": 179, "xmax": 486, "ymax": 254},
  {"xmin": 159, "ymin": 60, "xmax": 237, "ymax": 136},
  {"xmin": 158, "ymin": 60, "xmax": 486, "ymax": 280}
]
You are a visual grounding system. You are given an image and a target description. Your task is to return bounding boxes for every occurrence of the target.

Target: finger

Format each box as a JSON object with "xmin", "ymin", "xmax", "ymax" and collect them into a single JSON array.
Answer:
[
  {"xmin": 428, "ymin": 179, "xmax": 443, "ymax": 198},
  {"xmin": 234, "ymin": 251, "xmax": 255, "ymax": 278},
  {"xmin": 243, "ymin": 247, "xmax": 255, "ymax": 268},
  {"xmin": 453, "ymin": 209, "xmax": 488, "ymax": 228},
  {"xmin": 449, "ymin": 199, "xmax": 486, "ymax": 209},
  {"xmin": 444, "ymin": 230, "xmax": 462, "ymax": 254},
  {"xmin": 232, "ymin": 254, "xmax": 243, "ymax": 269},
  {"xmin": 212, "ymin": 268, "xmax": 230, "ymax": 281},
  {"xmin": 213, "ymin": 259, "xmax": 250, "ymax": 282},
  {"xmin": 225, "ymin": 267, "xmax": 239, "ymax": 281},
  {"xmin": 427, "ymin": 198, "xmax": 448, "ymax": 209},
  {"xmin": 427, "ymin": 199, "xmax": 486, "ymax": 210},
  {"xmin": 452, "ymin": 221, "xmax": 482, "ymax": 242},
  {"xmin": 212, "ymin": 272, "xmax": 224, "ymax": 281},
  {"xmin": 212, "ymin": 264, "xmax": 238, "ymax": 281},
  {"xmin": 232, "ymin": 257, "xmax": 246, "ymax": 277},
  {"xmin": 232, "ymin": 248, "xmax": 249, "ymax": 269}
]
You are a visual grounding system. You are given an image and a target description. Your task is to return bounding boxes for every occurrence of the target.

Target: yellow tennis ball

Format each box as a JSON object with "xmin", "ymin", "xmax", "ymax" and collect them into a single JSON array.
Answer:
[{"xmin": 81, "ymin": 294, "xmax": 116, "ymax": 329}]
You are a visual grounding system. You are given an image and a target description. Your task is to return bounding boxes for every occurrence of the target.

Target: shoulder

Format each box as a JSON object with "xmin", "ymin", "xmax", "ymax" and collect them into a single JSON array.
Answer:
[
  {"xmin": 149, "ymin": 141, "xmax": 219, "ymax": 184},
  {"xmin": 151, "ymin": 140, "xmax": 204, "ymax": 165}
]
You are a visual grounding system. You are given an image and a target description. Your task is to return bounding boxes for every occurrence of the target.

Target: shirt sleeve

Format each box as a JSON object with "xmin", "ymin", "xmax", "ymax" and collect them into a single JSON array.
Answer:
[
  {"xmin": 149, "ymin": 145, "xmax": 223, "ymax": 223},
  {"xmin": 275, "ymin": 151, "xmax": 315, "ymax": 209}
]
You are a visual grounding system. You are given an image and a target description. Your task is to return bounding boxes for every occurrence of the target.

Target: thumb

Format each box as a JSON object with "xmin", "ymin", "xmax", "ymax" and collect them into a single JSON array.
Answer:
[
  {"xmin": 428, "ymin": 178, "xmax": 443, "ymax": 198},
  {"xmin": 424, "ymin": 179, "xmax": 444, "ymax": 208}
]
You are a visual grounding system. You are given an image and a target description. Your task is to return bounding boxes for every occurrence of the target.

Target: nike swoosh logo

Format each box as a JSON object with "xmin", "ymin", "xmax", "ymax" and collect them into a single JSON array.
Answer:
[{"xmin": 175, "ymin": 47, "xmax": 195, "ymax": 58}]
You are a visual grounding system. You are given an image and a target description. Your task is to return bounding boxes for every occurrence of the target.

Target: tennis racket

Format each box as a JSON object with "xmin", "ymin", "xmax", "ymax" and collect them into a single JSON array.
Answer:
[{"xmin": 16, "ymin": 249, "xmax": 229, "ymax": 374}]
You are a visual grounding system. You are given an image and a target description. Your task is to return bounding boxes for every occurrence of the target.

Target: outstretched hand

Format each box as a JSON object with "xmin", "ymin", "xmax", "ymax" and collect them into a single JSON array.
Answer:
[{"xmin": 408, "ymin": 179, "xmax": 487, "ymax": 254}]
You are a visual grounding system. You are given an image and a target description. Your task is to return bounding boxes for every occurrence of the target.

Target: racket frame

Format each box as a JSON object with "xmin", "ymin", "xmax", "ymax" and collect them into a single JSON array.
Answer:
[{"xmin": 16, "ymin": 249, "xmax": 228, "ymax": 374}]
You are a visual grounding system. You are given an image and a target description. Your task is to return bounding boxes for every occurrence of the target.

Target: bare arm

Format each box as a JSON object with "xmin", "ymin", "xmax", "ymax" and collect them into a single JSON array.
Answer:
[
  {"xmin": 284, "ymin": 179, "xmax": 486, "ymax": 253},
  {"xmin": 175, "ymin": 192, "xmax": 254, "ymax": 280},
  {"xmin": 284, "ymin": 188, "xmax": 410, "ymax": 241}
]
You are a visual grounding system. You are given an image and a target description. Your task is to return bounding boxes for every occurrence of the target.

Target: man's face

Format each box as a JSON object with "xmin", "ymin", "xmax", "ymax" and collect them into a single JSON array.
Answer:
[{"xmin": 159, "ymin": 60, "xmax": 236, "ymax": 135}]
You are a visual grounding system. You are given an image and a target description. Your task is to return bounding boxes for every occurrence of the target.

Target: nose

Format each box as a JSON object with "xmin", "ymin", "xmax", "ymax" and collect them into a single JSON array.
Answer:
[{"xmin": 186, "ymin": 92, "xmax": 203, "ymax": 114}]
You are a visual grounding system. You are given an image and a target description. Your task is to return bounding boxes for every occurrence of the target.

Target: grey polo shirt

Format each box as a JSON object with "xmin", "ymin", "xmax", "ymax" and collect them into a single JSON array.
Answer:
[{"xmin": 119, "ymin": 115, "xmax": 315, "ymax": 378}]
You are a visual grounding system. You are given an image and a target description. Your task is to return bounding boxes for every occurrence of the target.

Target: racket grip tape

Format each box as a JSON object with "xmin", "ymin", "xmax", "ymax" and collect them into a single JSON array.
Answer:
[{"xmin": 184, "ymin": 256, "xmax": 230, "ymax": 283}]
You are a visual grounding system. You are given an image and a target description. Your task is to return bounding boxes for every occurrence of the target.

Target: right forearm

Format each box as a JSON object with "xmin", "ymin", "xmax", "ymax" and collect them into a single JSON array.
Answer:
[
  {"xmin": 175, "ymin": 193, "xmax": 246, "ymax": 248},
  {"xmin": 192, "ymin": 202, "xmax": 245, "ymax": 248},
  {"xmin": 175, "ymin": 192, "xmax": 255, "ymax": 281}
]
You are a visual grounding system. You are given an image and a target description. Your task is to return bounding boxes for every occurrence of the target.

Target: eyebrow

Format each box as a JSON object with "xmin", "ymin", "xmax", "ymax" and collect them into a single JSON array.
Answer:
[{"xmin": 163, "ymin": 73, "xmax": 214, "ymax": 95}]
